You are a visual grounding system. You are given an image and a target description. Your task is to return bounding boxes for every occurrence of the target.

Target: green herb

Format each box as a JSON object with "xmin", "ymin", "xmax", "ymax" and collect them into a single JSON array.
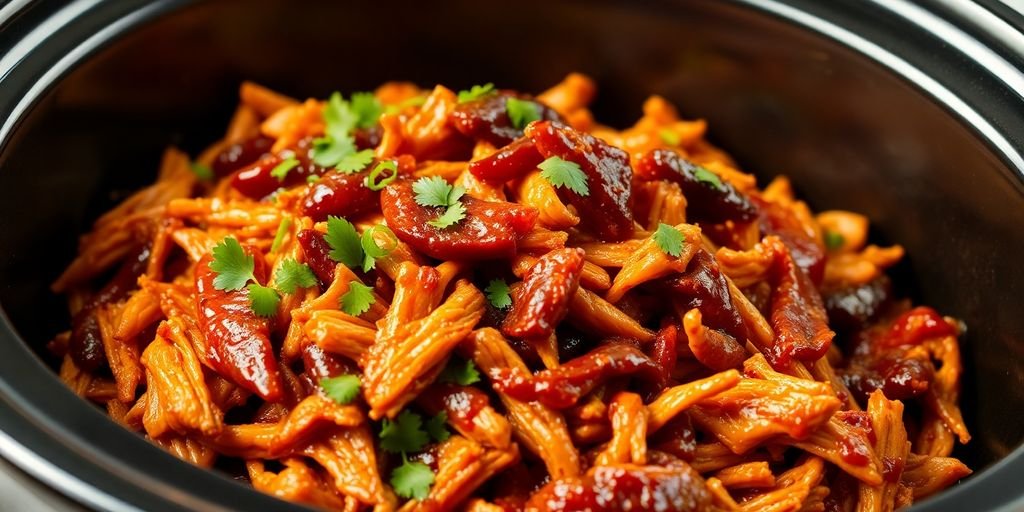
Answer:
[
  {"xmin": 270, "ymin": 218, "xmax": 292, "ymax": 254},
  {"xmin": 335, "ymin": 149, "xmax": 375, "ymax": 174},
  {"xmin": 484, "ymin": 279, "xmax": 512, "ymax": 309},
  {"xmin": 538, "ymin": 156, "xmax": 589, "ymax": 196},
  {"xmin": 349, "ymin": 92, "xmax": 383, "ymax": 130},
  {"xmin": 365, "ymin": 160, "xmax": 398, "ymax": 191},
  {"xmin": 209, "ymin": 237, "xmax": 257, "ymax": 291},
  {"xmin": 270, "ymin": 157, "xmax": 300, "ymax": 181},
  {"xmin": 190, "ymin": 162, "xmax": 214, "ymax": 181},
  {"xmin": 439, "ymin": 357, "xmax": 481, "ymax": 386},
  {"xmin": 311, "ymin": 134, "xmax": 357, "ymax": 168},
  {"xmin": 425, "ymin": 412, "xmax": 450, "ymax": 443},
  {"xmin": 379, "ymin": 410, "xmax": 430, "ymax": 454},
  {"xmin": 693, "ymin": 166, "xmax": 724, "ymax": 190},
  {"xmin": 652, "ymin": 223, "xmax": 685, "ymax": 257},
  {"xmin": 659, "ymin": 129, "xmax": 681, "ymax": 146},
  {"xmin": 323, "ymin": 91, "xmax": 359, "ymax": 137},
  {"xmin": 325, "ymin": 216, "xmax": 364, "ymax": 268},
  {"xmin": 274, "ymin": 259, "xmax": 317, "ymax": 294},
  {"xmin": 506, "ymin": 97, "xmax": 542, "ymax": 130},
  {"xmin": 306, "ymin": 174, "xmax": 321, "ymax": 184},
  {"xmin": 457, "ymin": 83, "xmax": 496, "ymax": 103},
  {"xmin": 824, "ymin": 230, "xmax": 845, "ymax": 251},
  {"xmin": 427, "ymin": 202, "xmax": 466, "ymax": 229},
  {"xmin": 320, "ymin": 374, "xmax": 361, "ymax": 405},
  {"xmin": 359, "ymin": 225, "xmax": 398, "ymax": 272},
  {"xmin": 385, "ymin": 95, "xmax": 427, "ymax": 114},
  {"xmin": 390, "ymin": 455, "xmax": 434, "ymax": 500},
  {"xmin": 340, "ymin": 281, "xmax": 376, "ymax": 316},
  {"xmin": 247, "ymin": 283, "xmax": 280, "ymax": 317}
]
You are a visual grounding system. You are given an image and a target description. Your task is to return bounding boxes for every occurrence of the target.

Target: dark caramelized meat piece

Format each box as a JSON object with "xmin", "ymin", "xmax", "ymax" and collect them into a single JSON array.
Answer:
[
  {"xmin": 766, "ymin": 237, "xmax": 834, "ymax": 367},
  {"xmin": 300, "ymin": 170, "xmax": 379, "ymax": 221},
  {"xmin": 381, "ymin": 181, "xmax": 537, "ymax": 260},
  {"xmin": 824, "ymin": 276, "xmax": 892, "ymax": 333},
  {"xmin": 468, "ymin": 138, "xmax": 545, "ymax": 183},
  {"xmin": 526, "ymin": 464, "xmax": 711, "ymax": 512},
  {"xmin": 450, "ymin": 92, "xmax": 560, "ymax": 146},
  {"xmin": 634, "ymin": 149, "xmax": 756, "ymax": 224},
  {"xmin": 753, "ymin": 195, "xmax": 826, "ymax": 284},
  {"xmin": 212, "ymin": 135, "xmax": 274, "ymax": 177},
  {"xmin": 660, "ymin": 250, "xmax": 747, "ymax": 341},
  {"xmin": 195, "ymin": 247, "xmax": 282, "ymax": 402},
  {"xmin": 502, "ymin": 248, "xmax": 585, "ymax": 340},
  {"xmin": 881, "ymin": 306, "xmax": 956, "ymax": 349},
  {"xmin": 526, "ymin": 121, "xmax": 635, "ymax": 241},
  {"xmin": 296, "ymin": 229, "xmax": 336, "ymax": 287},
  {"xmin": 649, "ymin": 324, "xmax": 678, "ymax": 387},
  {"xmin": 492, "ymin": 343, "xmax": 661, "ymax": 409},
  {"xmin": 69, "ymin": 244, "xmax": 151, "ymax": 371},
  {"xmin": 417, "ymin": 383, "xmax": 491, "ymax": 436}
]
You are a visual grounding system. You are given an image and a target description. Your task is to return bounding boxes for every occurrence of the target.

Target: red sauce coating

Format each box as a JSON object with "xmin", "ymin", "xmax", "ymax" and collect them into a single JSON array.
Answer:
[
  {"xmin": 649, "ymin": 324, "xmax": 678, "ymax": 388},
  {"xmin": 502, "ymin": 248, "xmax": 585, "ymax": 340},
  {"xmin": 492, "ymin": 343, "xmax": 662, "ymax": 409},
  {"xmin": 526, "ymin": 464, "xmax": 710, "ymax": 512},
  {"xmin": 299, "ymin": 155, "xmax": 415, "ymax": 222},
  {"xmin": 468, "ymin": 138, "xmax": 545, "ymax": 183},
  {"xmin": 212, "ymin": 135, "xmax": 274, "ymax": 177},
  {"xmin": 753, "ymin": 195, "xmax": 826, "ymax": 284},
  {"xmin": 450, "ymin": 91, "xmax": 561, "ymax": 146},
  {"xmin": 661, "ymin": 250, "xmax": 748, "ymax": 341},
  {"xmin": 417, "ymin": 383, "xmax": 490, "ymax": 434},
  {"xmin": 296, "ymin": 229, "xmax": 336, "ymax": 287},
  {"xmin": 766, "ymin": 238, "xmax": 834, "ymax": 367},
  {"xmin": 634, "ymin": 149, "xmax": 756, "ymax": 224},
  {"xmin": 882, "ymin": 306, "xmax": 956, "ymax": 348},
  {"xmin": 381, "ymin": 180, "xmax": 537, "ymax": 261},
  {"xmin": 195, "ymin": 248, "xmax": 282, "ymax": 402},
  {"xmin": 526, "ymin": 121, "xmax": 634, "ymax": 241},
  {"xmin": 823, "ymin": 276, "xmax": 892, "ymax": 333}
]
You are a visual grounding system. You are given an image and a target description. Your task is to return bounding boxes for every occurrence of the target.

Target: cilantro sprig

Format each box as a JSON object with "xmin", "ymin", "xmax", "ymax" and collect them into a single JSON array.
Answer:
[
  {"xmin": 208, "ymin": 237, "xmax": 318, "ymax": 317},
  {"xmin": 270, "ymin": 157, "xmax": 299, "ymax": 181},
  {"xmin": 209, "ymin": 237, "xmax": 257, "ymax": 292},
  {"xmin": 275, "ymin": 259, "xmax": 318, "ymax": 294},
  {"xmin": 247, "ymin": 283, "xmax": 280, "ymax": 316},
  {"xmin": 824, "ymin": 230, "xmax": 845, "ymax": 251},
  {"xmin": 484, "ymin": 279, "xmax": 512, "ymax": 309},
  {"xmin": 412, "ymin": 176, "xmax": 467, "ymax": 229},
  {"xmin": 439, "ymin": 357, "xmax": 481, "ymax": 386},
  {"xmin": 506, "ymin": 97, "xmax": 542, "ymax": 130},
  {"xmin": 312, "ymin": 92, "xmax": 382, "ymax": 171},
  {"xmin": 457, "ymin": 83, "xmax": 496, "ymax": 103},
  {"xmin": 324, "ymin": 216, "xmax": 398, "ymax": 272},
  {"xmin": 340, "ymin": 281, "xmax": 376, "ymax": 316},
  {"xmin": 693, "ymin": 166, "xmax": 724, "ymax": 190},
  {"xmin": 652, "ymin": 223, "xmax": 685, "ymax": 257},
  {"xmin": 391, "ymin": 456, "xmax": 434, "ymax": 500},
  {"xmin": 538, "ymin": 156, "xmax": 589, "ymax": 196},
  {"xmin": 321, "ymin": 374, "xmax": 361, "ymax": 405},
  {"xmin": 378, "ymin": 408, "xmax": 452, "ymax": 500}
]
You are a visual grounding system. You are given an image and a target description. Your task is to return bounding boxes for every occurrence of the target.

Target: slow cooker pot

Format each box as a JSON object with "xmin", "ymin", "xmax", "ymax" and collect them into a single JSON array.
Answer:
[{"xmin": 1, "ymin": 0, "xmax": 1023, "ymax": 510}]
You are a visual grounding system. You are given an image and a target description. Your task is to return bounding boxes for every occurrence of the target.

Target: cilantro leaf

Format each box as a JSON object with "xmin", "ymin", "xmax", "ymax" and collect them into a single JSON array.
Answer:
[
  {"xmin": 360, "ymin": 225, "xmax": 398, "ymax": 272},
  {"xmin": 659, "ymin": 129, "xmax": 681, "ymax": 146},
  {"xmin": 340, "ymin": 281, "xmax": 376, "ymax": 316},
  {"xmin": 324, "ymin": 92, "xmax": 359, "ymax": 138},
  {"xmin": 350, "ymin": 92, "xmax": 383, "ymax": 129},
  {"xmin": 275, "ymin": 259, "xmax": 317, "ymax": 294},
  {"xmin": 247, "ymin": 283, "xmax": 280, "ymax": 317},
  {"xmin": 506, "ymin": 97, "xmax": 542, "ymax": 130},
  {"xmin": 311, "ymin": 134, "xmax": 357, "ymax": 168},
  {"xmin": 320, "ymin": 374, "xmax": 361, "ymax": 405},
  {"xmin": 365, "ymin": 160, "xmax": 398, "ymax": 191},
  {"xmin": 824, "ymin": 230, "xmax": 845, "ymax": 251},
  {"xmin": 439, "ymin": 357, "xmax": 481, "ymax": 386},
  {"xmin": 209, "ymin": 237, "xmax": 256, "ymax": 291},
  {"xmin": 270, "ymin": 218, "xmax": 292, "ymax": 254},
  {"xmin": 335, "ymin": 149, "xmax": 375, "ymax": 174},
  {"xmin": 427, "ymin": 202, "xmax": 466, "ymax": 229},
  {"xmin": 270, "ymin": 157, "xmax": 299, "ymax": 181},
  {"xmin": 652, "ymin": 223, "xmax": 685, "ymax": 257},
  {"xmin": 379, "ymin": 410, "xmax": 430, "ymax": 454},
  {"xmin": 325, "ymin": 216, "xmax": 363, "ymax": 268},
  {"xmin": 425, "ymin": 412, "xmax": 450, "ymax": 443},
  {"xmin": 484, "ymin": 279, "xmax": 512, "ymax": 309},
  {"xmin": 538, "ymin": 156, "xmax": 589, "ymax": 196},
  {"xmin": 457, "ymin": 83, "xmax": 496, "ymax": 103},
  {"xmin": 190, "ymin": 162, "xmax": 213, "ymax": 181},
  {"xmin": 412, "ymin": 176, "xmax": 459, "ymax": 207},
  {"xmin": 693, "ymin": 166, "xmax": 724, "ymax": 190},
  {"xmin": 306, "ymin": 174, "xmax": 321, "ymax": 184},
  {"xmin": 390, "ymin": 456, "xmax": 434, "ymax": 500}
]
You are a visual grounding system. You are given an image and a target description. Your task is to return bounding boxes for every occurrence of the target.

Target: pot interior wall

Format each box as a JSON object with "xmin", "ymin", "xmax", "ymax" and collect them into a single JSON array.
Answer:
[{"xmin": 1, "ymin": 0, "xmax": 1022, "ymax": 479}]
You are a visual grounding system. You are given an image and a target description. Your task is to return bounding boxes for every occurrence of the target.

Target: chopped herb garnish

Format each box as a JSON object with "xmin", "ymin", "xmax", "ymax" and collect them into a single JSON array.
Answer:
[
  {"xmin": 335, "ymin": 149, "xmax": 375, "ymax": 174},
  {"xmin": 412, "ymin": 176, "xmax": 467, "ymax": 229},
  {"xmin": 247, "ymin": 283, "xmax": 280, "ymax": 317},
  {"xmin": 484, "ymin": 279, "xmax": 512, "ymax": 309},
  {"xmin": 425, "ymin": 412, "xmax": 450, "ymax": 443},
  {"xmin": 274, "ymin": 259, "xmax": 317, "ymax": 294},
  {"xmin": 365, "ymin": 160, "xmax": 398, "ymax": 191},
  {"xmin": 340, "ymin": 281, "xmax": 375, "ymax": 316},
  {"xmin": 349, "ymin": 92, "xmax": 383, "ymax": 130},
  {"xmin": 457, "ymin": 83, "xmax": 496, "ymax": 103},
  {"xmin": 320, "ymin": 374, "xmax": 361, "ymax": 405},
  {"xmin": 270, "ymin": 156, "xmax": 299, "ymax": 181},
  {"xmin": 538, "ymin": 156, "xmax": 589, "ymax": 196},
  {"xmin": 359, "ymin": 225, "xmax": 398, "ymax": 272},
  {"xmin": 824, "ymin": 230, "xmax": 845, "ymax": 251},
  {"xmin": 190, "ymin": 162, "xmax": 214, "ymax": 181},
  {"xmin": 270, "ymin": 218, "xmax": 292, "ymax": 254},
  {"xmin": 311, "ymin": 134, "xmax": 357, "ymax": 168},
  {"xmin": 652, "ymin": 223, "xmax": 685, "ymax": 257},
  {"xmin": 209, "ymin": 237, "xmax": 257, "ymax": 291},
  {"xmin": 379, "ymin": 410, "xmax": 430, "ymax": 454},
  {"xmin": 390, "ymin": 455, "xmax": 434, "ymax": 500},
  {"xmin": 306, "ymin": 174, "xmax": 321, "ymax": 184},
  {"xmin": 506, "ymin": 97, "xmax": 542, "ymax": 130},
  {"xmin": 324, "ymin": 216, "xmax": 364, "ymax": 269},
  {"xmin": 659, "ymin": 129, "xmax": 681, "ymax": 146},
  {"xmin": 427, "ymin": 202, "xmax": 466, "ymax": 229},
  {"xmin": 693, "ymin": 166, "xmax": 724, "ymax": 190},
  {"xmin": 439, "ymin": 357, "xmax": 481, "ymax": 386}
]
